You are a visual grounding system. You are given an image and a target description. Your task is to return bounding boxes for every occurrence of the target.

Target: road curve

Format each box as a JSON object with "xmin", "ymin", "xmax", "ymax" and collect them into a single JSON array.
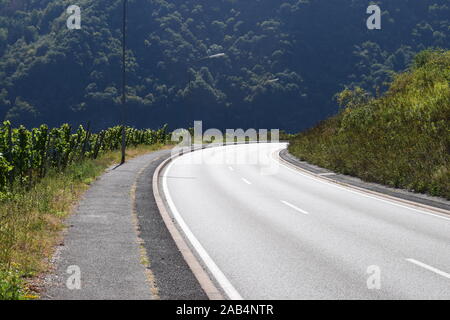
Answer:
[{"xmin": 162, "ymin": 143, "xmax": 450, "ymax": 299}]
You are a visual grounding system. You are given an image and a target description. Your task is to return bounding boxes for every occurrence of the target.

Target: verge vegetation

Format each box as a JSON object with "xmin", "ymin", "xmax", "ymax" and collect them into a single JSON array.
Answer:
[
  {"xmin": 0, "ymin": 122, "xmax": 169, "ymax": 299},
  {"xmin": 289, "ymin": 50, "xmax": 450, "ymax": 200}
]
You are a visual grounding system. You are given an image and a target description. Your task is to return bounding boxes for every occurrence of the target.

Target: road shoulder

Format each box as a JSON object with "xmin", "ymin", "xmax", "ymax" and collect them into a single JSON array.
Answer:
[
  {"xmin": 42, "ymin": 149, "xmax": 207, "ymax": 300},
  {"xmin": 280, "ymin": 149, "xmax": 450, "ymax": 212},
  {"xmin": 134, "ymin": 152, "xmax": 209, "ymax": 300}
]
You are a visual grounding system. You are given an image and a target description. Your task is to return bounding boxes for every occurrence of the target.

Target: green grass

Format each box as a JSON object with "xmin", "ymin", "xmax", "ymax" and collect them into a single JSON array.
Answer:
[
  {"xmin": 289, "ymin": 49, "xmax": 450, "ymax": 199},
  {"xmin": 0, "ymin": 144, "xmax": 165, "ymax": 299}
]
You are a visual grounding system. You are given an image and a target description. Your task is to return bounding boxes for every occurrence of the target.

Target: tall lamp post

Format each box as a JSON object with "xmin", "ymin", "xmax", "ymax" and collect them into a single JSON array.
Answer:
[{"xmin": 120, "ymin": 0, "xmax": 128, "ymax": 164}]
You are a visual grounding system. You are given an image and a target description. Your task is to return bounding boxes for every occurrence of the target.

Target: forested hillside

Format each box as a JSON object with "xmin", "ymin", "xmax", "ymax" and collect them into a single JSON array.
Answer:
[{"xmin": 0, "ymin": 0, "xmax": 449, "ymax": 131}]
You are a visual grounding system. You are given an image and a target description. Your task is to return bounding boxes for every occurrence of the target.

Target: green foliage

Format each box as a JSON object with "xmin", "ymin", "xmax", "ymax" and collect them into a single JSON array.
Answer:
[
  {"xmin": 0, "ymin": 152, "xmax": 12, "ymax": 191},
  {"xmin": 0, "ymin": 121, "xmax": 169, "ymax": 194},
  {"xmin": 336, "ymin": 87, "xmax": 372, "ymax": 110},
  {"xmin": 0, "ymin": 122, "xmax": 168, "ymax": 300},
  {"xmin": 289, "ymin": 50, "xmax": 450, "ymax": 199},
  {"xmin": 1, "ymin": 1, "xmax": 447, "ymax": 131},
  {"xmin": 0, "ymin": 267, "xmax": 26, "ymax": 300}
]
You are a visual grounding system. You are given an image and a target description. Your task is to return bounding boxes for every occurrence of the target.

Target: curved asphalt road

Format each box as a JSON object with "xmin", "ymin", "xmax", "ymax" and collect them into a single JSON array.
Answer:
[{"xmin": 163, "ymin": 143, "xmax": 450, "ymax": 300}]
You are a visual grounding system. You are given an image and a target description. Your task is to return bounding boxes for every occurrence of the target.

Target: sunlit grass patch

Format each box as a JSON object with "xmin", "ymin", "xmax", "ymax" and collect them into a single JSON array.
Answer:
[{"xmin": 289, "ymin": 49, "xmax": 450, "ymax": 199}]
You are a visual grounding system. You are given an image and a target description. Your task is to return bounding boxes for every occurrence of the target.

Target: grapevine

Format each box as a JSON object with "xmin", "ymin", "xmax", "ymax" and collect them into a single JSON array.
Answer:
[{"xmin": 0, "ymin": 122, "xmax": 169, "ymax": 194}]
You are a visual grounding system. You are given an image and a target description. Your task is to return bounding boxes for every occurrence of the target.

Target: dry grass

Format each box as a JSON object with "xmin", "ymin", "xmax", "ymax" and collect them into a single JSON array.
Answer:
[{"xmin": 0, "ymin": 144, "xmax": 165, "ymax": 299}]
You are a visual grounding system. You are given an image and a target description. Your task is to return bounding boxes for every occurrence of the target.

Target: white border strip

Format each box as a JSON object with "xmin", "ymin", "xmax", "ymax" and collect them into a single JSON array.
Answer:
[
  {"xmin": 163, "ymin": 157, "xmax": 243, "ymax": 300},
  {"xmin": 276, "ymin": 150, "xmax": 450, "ymax": 222},
  {"xmin": 281, "ymin": 200, "xmax": 309, "ymax": 215},
  {"xmin": 406, "ymin": 258, "xmax": 450, "ymax": 279}
]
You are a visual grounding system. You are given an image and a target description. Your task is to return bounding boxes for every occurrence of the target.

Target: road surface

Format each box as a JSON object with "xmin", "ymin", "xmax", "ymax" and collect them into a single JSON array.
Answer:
[{"xmin": 162, "ymin": 143, "xmax": 450, "ymax": 299}]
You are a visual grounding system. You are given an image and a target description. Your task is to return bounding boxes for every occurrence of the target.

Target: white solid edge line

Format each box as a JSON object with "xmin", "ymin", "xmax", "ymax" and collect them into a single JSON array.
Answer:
[
  {"xmin": 241, "ymin": 177, "xmax": 252, "ymax": 185},
  {"xmin": 163, "ymin": 157, "xmax": 244, "ymax": 300},
  {"xmin": 318, "ymin": 172, "xmax": 335, "ymax": 176},
  {"xmin": 281, "ymin": 200, "xmax": 309, "ymax": 215},
  {"xmin": 275, "ymin": 150, "xmax": 450, "ymax": 222},
  {"xmin": 406, "ymin": 258, "xmax": 450, "ymax": 279}
]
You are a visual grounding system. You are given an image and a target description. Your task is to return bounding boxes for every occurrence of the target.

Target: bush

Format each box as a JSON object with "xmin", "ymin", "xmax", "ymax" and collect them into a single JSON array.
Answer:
[
  {"xmin": 0, "ymin": 266, "xmax": 25, "ymax": 300},
  {"xmin": 289, "ymin": 49, "xmax": 450, "ymax": 199}
]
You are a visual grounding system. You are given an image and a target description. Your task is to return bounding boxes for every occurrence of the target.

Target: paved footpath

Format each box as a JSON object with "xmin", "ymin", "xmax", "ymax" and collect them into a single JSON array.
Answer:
[{"xmin": 43, "ymin": 149, "xmax": 206, "ymax": 300}]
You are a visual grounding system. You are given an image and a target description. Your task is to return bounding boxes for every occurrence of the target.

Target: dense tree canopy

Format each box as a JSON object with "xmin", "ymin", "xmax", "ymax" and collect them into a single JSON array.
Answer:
[{"xmin": 0, "ymin": 0, "xmax": 449, "ymax": 131}]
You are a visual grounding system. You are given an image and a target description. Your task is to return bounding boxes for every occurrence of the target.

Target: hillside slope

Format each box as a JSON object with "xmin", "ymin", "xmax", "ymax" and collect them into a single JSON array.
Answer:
[
  {"xmin": 0, "ymin": 1, "xmax": 449, "ymax": 131},
  {"xmin": 289, "ymin": 50, "xmax": 450, "ymax": 199}
]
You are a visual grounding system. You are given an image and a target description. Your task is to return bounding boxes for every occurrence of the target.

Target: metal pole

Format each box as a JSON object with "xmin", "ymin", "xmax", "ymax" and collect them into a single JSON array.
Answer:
[{"xmin": 120, "ymin": 0, "xmax": 127, "ymax": 164}]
